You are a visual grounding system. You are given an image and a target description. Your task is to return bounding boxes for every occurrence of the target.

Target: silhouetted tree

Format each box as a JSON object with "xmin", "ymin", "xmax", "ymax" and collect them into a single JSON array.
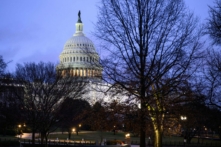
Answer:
[
  {"xmin": 206, "ymin": 0, "xmax": 221, "ymax": 45},
  {"xmin": 206, "ymin": 107, "xmax": 221, "ymax": 142},
  {"xmin": 13, "ymin": 62, "xmax": 87, "ymax": 145},
  {"xmin": 0, "ymin": 56, "xmax": 6, "ymax": 77},
  {"xmin": 95, "ymin": 1, "xmax": 203, "ymax": 147},
  {"xmin": 86, "ymin": 102, "xmax": 108, "ymax": 144},
  {"xmin": 0, "ymin": 56, "xmax": 23, "ymax": 135},
  {"xmin": 203, "ymin": 49, "xmax": 221, "ymax": 109},
  {"xmin": 59, "ymin": 98, "xmax": 90, "ymax": 139}
]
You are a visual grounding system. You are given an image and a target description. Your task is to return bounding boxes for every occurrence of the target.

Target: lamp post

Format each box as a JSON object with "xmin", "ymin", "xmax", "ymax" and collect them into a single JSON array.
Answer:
[
  {"xmin": 113, "ymin": 125, "xmax": 116, "ymax": 135},
  {"xmin": 72, "ymin": 128, "xmax": 76, "ymax": 142},
  {"xmin": 18, "ymin": 124, "xmax": 21, "ymax": 138},
  {"xmin": 125, "ymin": 133, "xmax": 131, "ymax": 145},
  {"xmin": 78, "ymin": 124, "xmax": 81, "ymax": 135},
  {"xmin": 181, "ymin": 115, "xmax": 187, "ymax": 146},
  {"xmin": 72, "ymin": 128, "xmax": 76, "ymax": 133}
]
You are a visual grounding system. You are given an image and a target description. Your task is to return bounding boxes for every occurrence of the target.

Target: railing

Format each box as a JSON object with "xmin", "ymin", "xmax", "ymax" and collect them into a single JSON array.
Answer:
[
  {"xmin": 20, "ymin": 139, "xmax": 96, "ymax": 145},
  {"xmin": 130, "ymin": 140, "xmax": 221, "ymax": 147},
  {"xmin": 0, "ymin": 138, "xmax": 220, "ymax": 147}
]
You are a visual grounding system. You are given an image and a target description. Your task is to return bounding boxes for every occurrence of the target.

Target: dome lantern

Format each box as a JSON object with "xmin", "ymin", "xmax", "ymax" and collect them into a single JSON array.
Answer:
[{"xmin": 75, "ymin": 10, "xmax": 84, "ymax": 36}]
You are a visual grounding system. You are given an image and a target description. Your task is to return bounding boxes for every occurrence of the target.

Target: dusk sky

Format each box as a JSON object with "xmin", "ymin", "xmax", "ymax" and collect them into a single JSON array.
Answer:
[{"xmin": 0, "ymin": 0, "xmax": 215, "ymax": 72}]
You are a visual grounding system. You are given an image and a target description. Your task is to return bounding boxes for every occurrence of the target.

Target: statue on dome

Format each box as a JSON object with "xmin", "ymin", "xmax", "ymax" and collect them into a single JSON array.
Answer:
[{"xmin": 78, "ymin": 10, "xmax": 82, "ymax": 23}]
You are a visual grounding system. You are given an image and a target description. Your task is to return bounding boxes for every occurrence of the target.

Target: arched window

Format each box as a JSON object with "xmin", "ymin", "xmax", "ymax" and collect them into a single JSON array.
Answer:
[
  {"xmin": 80, "ymin": 57, "xmax": 82, "ymax": 61},
  {"xmin": 70, "ymin": 57, "xmax": 72, "ymax": 62},
  {"xmin": 74, "ymin": 57, "xmax": 75, "ymax": 61}
]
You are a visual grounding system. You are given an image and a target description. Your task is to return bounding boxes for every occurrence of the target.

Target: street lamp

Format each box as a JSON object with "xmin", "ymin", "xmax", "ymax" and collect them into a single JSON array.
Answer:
[
  {"xmin": 125, "ymin": 133, "xmax": 130, "ymax": 138},
  {"xmin": 180, "ymin": 115, "xmax": 187, "ymax": 145},
  {"xmin": 18, "ymin": 124, "xmax": 22, "ymax": 139},
  {"xmin": 72, "ymin": 128, "xmax": 76, "ymax": 132},
  {"xmin": 181, "ymin": 116, "xmax": 187, "ymax": 121},
  {"xmin": 125, "ymin": 133, "xmax": 131, "ymax": 145}
]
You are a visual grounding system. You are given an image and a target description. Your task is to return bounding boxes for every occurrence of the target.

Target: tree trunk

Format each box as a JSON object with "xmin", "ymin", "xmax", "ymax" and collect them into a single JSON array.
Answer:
[
  {"xmin": 32, "ymin": 130, "xmax": 35, "ymax": 144},
  {"xmin": 41, "ymin": 131, "xmax": 47, "ymax": 145},
  {"xmin": 68, "ymin": 131, "xmax": 71, "ymax": 140},
  {"xmin": 153, "ymin": 125, "xmax": 163, "ymax": 147},
  {"xmin": 139, "ymin": 105, "xmax": 146, "ymax": 147}
]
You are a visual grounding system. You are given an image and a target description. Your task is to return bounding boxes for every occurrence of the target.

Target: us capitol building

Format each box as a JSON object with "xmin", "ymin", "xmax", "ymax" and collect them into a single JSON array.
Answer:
[{"xmin": 57, "ymin": 12, "xmax": 126, "ymax": 104}]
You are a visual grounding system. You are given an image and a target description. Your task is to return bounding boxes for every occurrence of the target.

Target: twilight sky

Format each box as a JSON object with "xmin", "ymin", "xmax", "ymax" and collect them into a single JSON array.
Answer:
[{"xmin": 0, "ymin": 0, "xmax": 214, "ymax": 72}]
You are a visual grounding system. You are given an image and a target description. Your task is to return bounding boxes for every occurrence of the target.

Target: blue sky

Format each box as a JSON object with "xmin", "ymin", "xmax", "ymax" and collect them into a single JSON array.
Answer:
[{"xmin": 0, "ymin": 0, "xmax": 214, "ymax": 72}]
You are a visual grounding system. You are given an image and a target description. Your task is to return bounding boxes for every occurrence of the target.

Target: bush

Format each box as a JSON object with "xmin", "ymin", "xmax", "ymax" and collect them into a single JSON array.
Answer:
[
  {"xmin": 106, "ymin": 140, "xmax": 123, "ymax": 145},
  {"xmin": 0, "ymin": 129, "xmax": 16, "ymax": 136},
  {"xmin": 0, "ymin": 140, "xmax": 20, "ymax": 146}
]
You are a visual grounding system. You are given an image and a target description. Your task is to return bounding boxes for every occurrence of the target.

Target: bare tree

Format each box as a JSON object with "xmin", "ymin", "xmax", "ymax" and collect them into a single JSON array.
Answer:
[
  {"xmin": 206, "ymin": 0, "xmax": 221, "ymax": 45},
  {"xmin": 203, "ymin": 49, "xmax": 221, "ymax": 109},
  {"xmin": 95, "ymin": 1, "xmax": 203, "ymax": 147},
  {"xmin": 13, "ymin": 62, "xmax": 87, "ymax": 145},
  {"xmin": 0, "ymin": 56, "xmax": 6, "ymax": 77}
]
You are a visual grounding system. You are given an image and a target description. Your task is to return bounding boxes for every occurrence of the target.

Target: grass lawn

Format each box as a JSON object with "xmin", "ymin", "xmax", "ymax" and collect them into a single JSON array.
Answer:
[
  {"xmin": 47, "ymin": 131, "xmax": 132, "ymax": 142},
  {"xmin": 1, "ymin": 131, "xmax": 221, "ymax": 146},
  {"xmin": 47, "ymin": 131, "xmax": 220, "ymax": 145}
]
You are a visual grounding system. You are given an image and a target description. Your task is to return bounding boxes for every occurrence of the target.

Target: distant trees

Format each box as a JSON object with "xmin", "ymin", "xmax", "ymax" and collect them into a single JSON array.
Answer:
[
  {"xmin": 206, "ymin": 0, "xmax": 221, "ymax": 45},
  {"xmin": 0, "ymin": 56, "xmax": 6, "ymax": 77},
  {"xmin": 13, "ymin": 62, "xmax": 87, "ymax": 145},
  {"xmin": 59, "ymin": 98, "xmax": 90, "ymax": 139},
  {"xmin": 86, "ymin": 101, "xmax": 108, "ymax": 143},
  {"xmin": 95, "ymin": 0, "xmax": 203, "ymax": 147}
]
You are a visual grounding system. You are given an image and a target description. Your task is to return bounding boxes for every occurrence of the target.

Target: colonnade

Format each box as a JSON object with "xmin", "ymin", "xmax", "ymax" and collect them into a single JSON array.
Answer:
[{"xmin": 61, "ymin": 68, "xmax": 102, "ymax": 77}]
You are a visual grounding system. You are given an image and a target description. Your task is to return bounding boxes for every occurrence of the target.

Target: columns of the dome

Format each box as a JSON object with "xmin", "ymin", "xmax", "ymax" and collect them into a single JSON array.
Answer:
[
  {"xmin": 87, "ymin": 69, "xmax": 89, "ymax": 77},
  {"xmin": 83, "ymin": 69, "xmax": 86, "ymax": 77},
  {"xmin": 92, "ymin": 69, "xmax": 94, "ymax": 77},
  {"xmin": 80, "ymin": 69, "xmax": 82, "ymax": 77},
  {"xmin": 70, "ymin": 69, "xmax": 72, "ymax": 76},
  {"xmin": 88, "ymin": 69, "xmax": 91, "ymax": 77}
]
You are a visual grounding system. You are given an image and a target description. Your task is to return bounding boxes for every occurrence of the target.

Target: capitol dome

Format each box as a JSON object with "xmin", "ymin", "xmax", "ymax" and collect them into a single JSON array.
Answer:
[{"xmin": 57, "ymin": 11, "xmax": 102, "ymax": 79}]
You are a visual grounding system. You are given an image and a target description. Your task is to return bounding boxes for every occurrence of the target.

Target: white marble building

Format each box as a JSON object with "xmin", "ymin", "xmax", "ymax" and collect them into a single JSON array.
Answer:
[{"xmin": 57, "ymin": 12, "xmax": 127, "ymax": 104}]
